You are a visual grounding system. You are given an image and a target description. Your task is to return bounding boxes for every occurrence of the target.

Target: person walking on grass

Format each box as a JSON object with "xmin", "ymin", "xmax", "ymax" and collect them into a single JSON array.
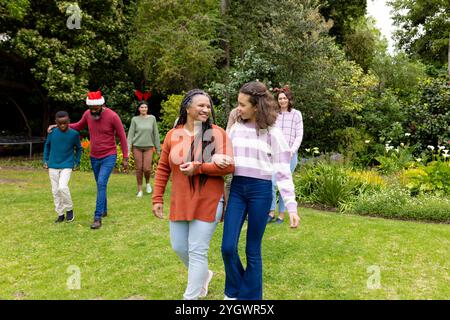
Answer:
[
  {"xmin": 48, "ymin": 91, "xmax": 128, "ymax": 229},
  {"xmin": 221, "ymin": 81, "xmax": 300, "ymax": 300},
  {"xmin": 152, "ymin": 89, "xmax": 234, "ymax": 300},
  {"xmin": 127, "ymin": 101, "xmax": 161, "ymax": 198},
  {"xmin": 43, "ymin": 111, "xmax": 82, "ymax": 223},
  {"xmin": 268, "ymin": 86, "xmax": 303, "ymax": 224}
]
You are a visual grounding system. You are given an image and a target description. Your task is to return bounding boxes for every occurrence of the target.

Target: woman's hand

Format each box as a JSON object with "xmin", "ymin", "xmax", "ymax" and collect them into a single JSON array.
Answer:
[
  {"xmin": 212, "ymin": 154, "xmax": 233, "ymax": 169},
  {"xmin": 153, "ymin": 203, "xmax": 164, "ymax": 219},
  {"xmin": 288, "ymin": 211, "xmax": 300, "ymax": 228},
  {"xmin": 179, "ymin": 162, "xmax": 196, "ymax": 176}
]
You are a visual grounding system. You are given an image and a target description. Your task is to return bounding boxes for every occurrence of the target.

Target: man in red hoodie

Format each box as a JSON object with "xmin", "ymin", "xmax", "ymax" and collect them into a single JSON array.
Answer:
[{"xmin": 50, "ymin": 91, "xmax": 128, "ymax": 229}]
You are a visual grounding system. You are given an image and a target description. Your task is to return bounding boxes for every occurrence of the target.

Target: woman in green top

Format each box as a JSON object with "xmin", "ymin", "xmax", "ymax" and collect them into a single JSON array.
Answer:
[{"xmin": 127, "ymin": 101, "xmax": 161, "ymax": 197}]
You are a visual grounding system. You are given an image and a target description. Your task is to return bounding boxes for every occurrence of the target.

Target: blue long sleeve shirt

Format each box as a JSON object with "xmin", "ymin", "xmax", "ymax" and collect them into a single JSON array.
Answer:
[{"xmin": 43, "ymin": 128, "xmax": 82, "ymax": 169}]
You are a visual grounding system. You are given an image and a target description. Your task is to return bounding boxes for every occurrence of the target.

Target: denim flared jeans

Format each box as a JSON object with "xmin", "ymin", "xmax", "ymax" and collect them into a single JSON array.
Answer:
[{"xmin": 221, "ymin": 176, "xmax": 272, "ymax": 300}]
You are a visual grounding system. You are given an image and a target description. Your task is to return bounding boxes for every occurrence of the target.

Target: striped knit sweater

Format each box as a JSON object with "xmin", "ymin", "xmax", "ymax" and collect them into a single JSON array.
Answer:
[
  {"xmin": 228, "ymin": 121, "xmax": 298, "ymax": 213},
  {"xmin": 275, "ymin": 109, "xmax": 303, "ymax": 154}
]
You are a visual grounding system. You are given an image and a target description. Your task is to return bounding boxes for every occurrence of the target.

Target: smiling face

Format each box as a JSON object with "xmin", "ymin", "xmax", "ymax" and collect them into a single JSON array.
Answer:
[
  {"xmin": 278, "ymin": 92, "xmax": 289, "ymax": 110},
  {"xmin": 56, "ymin": 116, "xmax": 70, "ymax": 132},
  {"xmin": 139, "ymin": 104, "xmax": 148, "ymax": 116},
  {"xmin": 237, "ymin": 93, "xmax": 257, "ymax": 122},
  {"xmin": 186, "ymin": 94, "xmax": 211, "ymax": 122}
]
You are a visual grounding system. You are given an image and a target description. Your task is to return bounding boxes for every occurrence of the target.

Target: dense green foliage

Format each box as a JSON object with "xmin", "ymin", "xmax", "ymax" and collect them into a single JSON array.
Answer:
[
  {"xmin": 1, "ymin": 0, "xmax": 449, "ymax": 169},
  {"xmin": 128, "ymin": 0, "xmax": 222, "ymax": 93},
  {"xmin": 389, "ymin": 0, "xmax": 450, "ymax": 69}
]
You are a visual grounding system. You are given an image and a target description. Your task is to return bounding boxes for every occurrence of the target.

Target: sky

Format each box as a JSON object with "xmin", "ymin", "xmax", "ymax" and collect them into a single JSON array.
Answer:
[{"xmin": 366, "ymin": 0, "xmax": 396, "ymax": 53}]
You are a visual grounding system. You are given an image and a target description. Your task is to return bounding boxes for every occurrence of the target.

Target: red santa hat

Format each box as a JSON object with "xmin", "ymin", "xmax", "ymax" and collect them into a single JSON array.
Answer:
[{"xmin": 86, "ymin": 91, "xmax": 105, "ymax": 106}]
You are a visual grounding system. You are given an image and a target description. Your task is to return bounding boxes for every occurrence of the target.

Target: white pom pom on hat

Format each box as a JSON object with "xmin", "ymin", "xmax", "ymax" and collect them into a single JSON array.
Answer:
[{"xmin": 86, "ymin": 91, "xmax": 105, "ymax": 106}]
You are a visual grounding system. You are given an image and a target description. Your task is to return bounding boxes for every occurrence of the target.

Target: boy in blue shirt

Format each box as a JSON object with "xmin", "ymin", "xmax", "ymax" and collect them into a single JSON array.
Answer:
[{"xmin": 43, "ymin": 111, "xmax": 82, "ymax": 223}]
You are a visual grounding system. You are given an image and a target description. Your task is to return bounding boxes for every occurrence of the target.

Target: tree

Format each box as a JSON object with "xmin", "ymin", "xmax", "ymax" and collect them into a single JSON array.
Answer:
[
  {"xmin": 343, "ymin": 16, "xmax": 385, "ymax": 72},
  {"xmin": 128, "ymin": 0, "xmax": 223, "ymax": 93},
  {"xmin": 1, "ymin": 0, "xmax": 137, "ymax": 134},
  {"xmin": 319, "ymin": 0, "xmax": 367, "ymax": 45},
  {"xmin": 389, "ymin": 0, "xmax": 450, "ymax": 69}
]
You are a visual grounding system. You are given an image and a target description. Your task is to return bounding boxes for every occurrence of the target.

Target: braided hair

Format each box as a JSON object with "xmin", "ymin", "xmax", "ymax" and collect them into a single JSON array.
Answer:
[{"xmin": 176, "ymin": 89, "xmax": 216, "ymax": 192}]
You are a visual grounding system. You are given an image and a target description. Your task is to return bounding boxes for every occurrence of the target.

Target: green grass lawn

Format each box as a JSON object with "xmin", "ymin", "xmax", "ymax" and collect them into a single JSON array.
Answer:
[{"xmin": 0, "ymin": 167, "xmax": 449, "ymax": 300}]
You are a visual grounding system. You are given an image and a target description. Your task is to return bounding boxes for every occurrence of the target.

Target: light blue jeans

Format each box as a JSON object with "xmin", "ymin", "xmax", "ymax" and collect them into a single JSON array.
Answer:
[
  {"xmin": 170, "ymin": 197, "xmax": 224, "ymax": 300},
  {"xmin": 270, "ymin": 153, "xmax": 298, "ymax": 213}
]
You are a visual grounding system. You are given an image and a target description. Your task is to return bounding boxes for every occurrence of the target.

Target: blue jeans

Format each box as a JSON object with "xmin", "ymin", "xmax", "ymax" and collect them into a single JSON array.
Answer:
[
  {"xmin": 270, "ymin": 153, "xmax": 298, "ymax": 213},
  {"xmin": 90, "ymin": 154, "xmax": 117, "ymax": 221},
  {"xmin": 221, "ymin": 176, "xmax": 272, "ymax": 300},
  {"xmin": 170, "ymin": 198, "xmax": 224, "ymax": 300}
]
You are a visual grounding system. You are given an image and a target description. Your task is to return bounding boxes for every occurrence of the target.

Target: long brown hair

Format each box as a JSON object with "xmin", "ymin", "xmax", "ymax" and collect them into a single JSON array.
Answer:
[
  {"xmin": 238, "ymin": 81, "xmax": 278, "ymax": 131},
  {"xmin": 274, "ymin": 85, "xmax": 294, "ymax": 112}
]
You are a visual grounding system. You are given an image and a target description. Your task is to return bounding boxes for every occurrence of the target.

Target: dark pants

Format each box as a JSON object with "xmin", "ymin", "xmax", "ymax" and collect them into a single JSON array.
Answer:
[
  {"xmin": 90, "ymin": 154, "xmax": 117, "ymax": 221},
  {"xmin": 221, "ymin": 176, "xmax": 272, "ymax": 300}
]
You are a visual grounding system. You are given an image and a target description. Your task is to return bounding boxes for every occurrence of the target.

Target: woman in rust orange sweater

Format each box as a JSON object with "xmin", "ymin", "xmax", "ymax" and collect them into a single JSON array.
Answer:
[{"xmin": 152, "ymin": 89, "xmax": 234, "ymax": 300}]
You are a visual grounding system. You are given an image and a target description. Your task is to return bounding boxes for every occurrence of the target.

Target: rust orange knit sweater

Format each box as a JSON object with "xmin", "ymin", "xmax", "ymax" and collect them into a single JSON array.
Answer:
[{"xmin": 152, "ymin": 125, "xmax": 234, "ymax": 222}]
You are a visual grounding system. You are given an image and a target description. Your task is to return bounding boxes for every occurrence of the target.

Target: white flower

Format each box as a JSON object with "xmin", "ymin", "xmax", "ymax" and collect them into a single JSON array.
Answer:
[
  {"xmin": 387, "ymin": 140, "xmax": 392, "ymax": 144},
  {"xmin": 427, "ymin": 145, "xmax": 435, "ymax": 150},
  {"xmin": 305, "ymin": 148, "xmax": 310, "ymax": 153},
  {"xmin": 443, "ymin": 150, "xmax": 449, "ymax": 155},
  {"xmin": 314, "ymin": 150, "xmax": 320, "ymax": 154},
  {"xmin": 415, "ymin": 158, "xmax": 422, "ymax": 162},
  {"xmin": 404, "ymin": 133, "xmax": 411, "ymax": 137},
  {"xmin": 438, "ymin": 146, "xmax": 445, "ymax": 150},
  {"xmin": 443, "ymin": 154, "xmax": 450, "ymax": 158},
  {"xmin": 365, "ymin": 140, "xmax": 370, "ymax": 144},
  {"xmin": 400, "ymin": 143, "xmax": 404, "ymax": 147}
]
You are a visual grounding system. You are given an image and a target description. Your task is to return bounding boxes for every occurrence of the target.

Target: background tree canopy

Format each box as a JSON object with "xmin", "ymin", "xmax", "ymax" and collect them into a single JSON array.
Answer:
[
  {"xmin": 389, "ymin": 0, "xmax": 450, "ymax": 70},
  {"xmin": 1, "ymin": 0, "xmax": 448, "ymax": 159}
]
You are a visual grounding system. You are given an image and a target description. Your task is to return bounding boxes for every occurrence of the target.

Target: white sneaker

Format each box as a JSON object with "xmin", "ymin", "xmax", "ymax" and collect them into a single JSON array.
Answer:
[
  {"xmin": 146, "ymin": 184, "xmax": 152, "ymax": 194},
  {"xmin": 199, "ymin": 270, "xmax": 213, "ymax": 298},
  {"xmin": 224, "ymin": 294, "xmax": 237, "ymax": 300},
  {"xmin": 136, "ymin": 191, "xmax": 143, "ymax": 198}
]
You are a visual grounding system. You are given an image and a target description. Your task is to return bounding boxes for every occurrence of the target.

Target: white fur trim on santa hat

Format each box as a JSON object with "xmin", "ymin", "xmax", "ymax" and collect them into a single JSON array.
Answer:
[{"xmin": 86, "ymin": 97, "xmax": 105, "ymax": 106}]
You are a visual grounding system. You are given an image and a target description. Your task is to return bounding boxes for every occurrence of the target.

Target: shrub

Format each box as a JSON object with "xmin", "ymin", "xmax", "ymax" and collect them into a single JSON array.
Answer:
[
  {"xmin": 404, "ymin": 77, "xmax": 450, "ymax": 152},
  {"xmin": 375, "ymin": 142, "xmax": 414, "ymax": 174},
  {"xmin": 79, "ymin": 138, "xmax": 91, "ymax": 172},
  {"xmin": 115, "ymin": 145, "xmax": 135, "ymax": 173},
  {"xmin": 352, "ymin": 187, "xmax": 450, "ymax": 223},
  {"xmin": 294, "ymin": 161, "xmax": 362, "ymax": 209},
  {"xmin": 400, "ymin": 147, "xmax": 450, "ymax": 196},
  {"xmin": 160, "ymin": 94, "xmax": 184, "ymax": 138}
]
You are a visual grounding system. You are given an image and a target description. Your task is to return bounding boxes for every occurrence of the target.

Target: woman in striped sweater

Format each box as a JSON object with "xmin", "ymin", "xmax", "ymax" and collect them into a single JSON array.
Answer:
[
  {"xmin": 268, "ymin": 86, "xmax": 303, "ymax": 223},
  {"xmin": 221, "ymin": 81, "xmax": 300, "ymax": 300}
]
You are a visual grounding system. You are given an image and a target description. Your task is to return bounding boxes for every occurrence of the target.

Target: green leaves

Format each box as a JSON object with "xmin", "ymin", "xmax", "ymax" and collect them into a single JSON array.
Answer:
[
  {"xmin": 390, "ymin": 0, "xmax": 450, "ymax": 67},
  {"xmin": 3, "ymin": 1, "xmax": 135, "ymax": 109},
  {"xmin": 129, "ymin": 0, "xmax": 222, "ymax": 93}
]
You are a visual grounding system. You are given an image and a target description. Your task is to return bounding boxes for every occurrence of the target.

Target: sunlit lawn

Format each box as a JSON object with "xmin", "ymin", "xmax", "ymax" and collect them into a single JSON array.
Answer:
[{"xmin": 0, "ymin": 167, "xmax": 449, "ymax": 300}]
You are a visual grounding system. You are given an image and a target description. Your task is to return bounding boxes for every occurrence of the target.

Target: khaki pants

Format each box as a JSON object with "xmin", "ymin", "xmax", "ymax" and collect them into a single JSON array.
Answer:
[{"xmin": 48, "ymin": 168, "xmax": 73, "ymax": 216}]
